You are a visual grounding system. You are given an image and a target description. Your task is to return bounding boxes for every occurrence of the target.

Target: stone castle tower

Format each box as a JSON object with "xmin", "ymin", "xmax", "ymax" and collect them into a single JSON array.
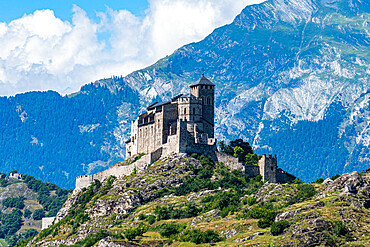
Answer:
[
  {"xmin": 190, "ymin": 74, "xmax": 215, "ymax": 138},
  {"xmin": 125, "ymin": 74, "xmax": 217, "ymax": 159}
]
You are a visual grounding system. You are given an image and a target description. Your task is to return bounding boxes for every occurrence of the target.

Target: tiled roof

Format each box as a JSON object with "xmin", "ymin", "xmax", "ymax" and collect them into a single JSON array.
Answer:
[{"xmin": 190, "ymin": 74, "xmax": 215, "ymax": 87}]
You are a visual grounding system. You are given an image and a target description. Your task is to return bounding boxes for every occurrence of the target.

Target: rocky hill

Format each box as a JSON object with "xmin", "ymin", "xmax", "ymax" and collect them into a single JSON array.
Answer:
[
  {"xmin": 24, "ymin": 154, "xmax": 370, "ymax": 247},
  {"xmin": 0, "ymin": 0, "xmax": 369, "ymax": 188},
  {"xmin": 0, "ymin": 173, "xmax": 72, "ymax": 246}
]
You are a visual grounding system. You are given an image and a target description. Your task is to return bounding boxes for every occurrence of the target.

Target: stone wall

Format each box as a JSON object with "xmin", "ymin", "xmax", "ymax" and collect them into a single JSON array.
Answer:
[
  {"xmin": 215, "ymin": 152, "xmax": 245, "ymax": 173},
  {"xmin": 276, "ymin": 168, "xmax": 296, "ymax": 183},
  {"xmin": 245, "ymin": 165, "xmax": 260, "ymax": 178},
  {"xmin": 75, "ymin": 153, "xmax": 154, "ymax": 191},
  {"xmin": 42, "ymin": 217, "xmax": 56, "ymax": 230}
]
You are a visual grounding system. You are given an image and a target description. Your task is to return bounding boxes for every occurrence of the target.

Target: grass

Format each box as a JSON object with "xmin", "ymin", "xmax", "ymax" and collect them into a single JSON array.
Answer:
[{"xmin": 0, "ymin": 239, "xmax": 8, "ymax": 246}]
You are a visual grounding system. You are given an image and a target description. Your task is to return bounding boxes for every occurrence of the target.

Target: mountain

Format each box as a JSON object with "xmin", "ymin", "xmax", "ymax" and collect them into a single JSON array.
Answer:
[
  {"xmin": 0, "ymin": 172, "xmax": 71, "ymax": 246},
  {"xmin": 0, "ymin": 0, "xmax": 369, "ymax": 188},
  {"xmin": 24, "ymin": 154, "xmax": 370, "ymax": 246}
]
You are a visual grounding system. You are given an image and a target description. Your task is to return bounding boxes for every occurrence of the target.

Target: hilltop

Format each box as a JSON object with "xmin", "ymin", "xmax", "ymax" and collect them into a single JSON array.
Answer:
[
  {"xmin": 24, "ymin": 153, "xmax": 370, "ymax": 247},
  {"xmin": 0, "ymin": 173, "xmax": 72, "ymax": 246}
]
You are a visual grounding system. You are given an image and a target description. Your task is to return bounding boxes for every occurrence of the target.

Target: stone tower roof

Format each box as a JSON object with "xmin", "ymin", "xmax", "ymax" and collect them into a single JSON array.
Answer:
[{"xmin": 190, "ymin": 74, "xmax": 215, "ymax": 87}]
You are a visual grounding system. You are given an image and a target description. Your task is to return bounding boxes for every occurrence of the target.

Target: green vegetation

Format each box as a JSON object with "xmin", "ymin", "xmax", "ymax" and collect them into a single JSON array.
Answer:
[
  {"xmin": 179, "ymin": 229, "xmax": 222, "ymax": 244},
  {"xmin": 0, "ymin": 174, "xmax": 72, "ymax": 247},
  {"xmin": 124, "ymin": 223, "xmax": 147, "ymax": 241},
  {"xmin": 218, "ymin": 139, "xmax": 261, "ymax": 165},
  {"xmin": 271, "ymin": 220, "xmax": 290, "ymax": 236},
  {"xmin": 287, "ymin": 184, "xmax": 316, "ymax": 205},
  {"xmin": 32, "ymin": 209, "xmax": 46, "ymax": 220},
  {"xmin": 2, "ymin": 197, "xmax": 25, "ymax": 210}
]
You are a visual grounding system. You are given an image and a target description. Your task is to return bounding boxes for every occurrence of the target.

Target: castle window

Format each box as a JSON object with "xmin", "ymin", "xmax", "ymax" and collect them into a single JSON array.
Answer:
[
  {"xmin": 193, "ymin": 108, "xmax": 195, "ymax": 115},
  {"xmin": 207, "ymin": 97, "xmax": 211, "ymax": 104},
  {"xmin": 184, "ymin": 108, "xmax": 186, "ymax": 115}
]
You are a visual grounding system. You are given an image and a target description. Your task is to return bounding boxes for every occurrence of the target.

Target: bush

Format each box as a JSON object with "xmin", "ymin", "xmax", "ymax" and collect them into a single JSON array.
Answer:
[
  {"xmin": 24, "ymin": 209, "xmax": 32, "ymax": 219},
  {"xmin": 179, "ymin": 229, "xmax": 222, "ymax": 244},
  {"xmin": 314, "ymin": 178, "xmax": 324, "ymax": 184},
  {"xmin": 288, "ymin": 184, "xmax": 316, "ymax": 204},
  {"xmin": 271, "ymin": 220, "xmax": 290, "ymax": 235},
  {"xmin": 331, "ymin": 174, "xmax": 340, "ymax": 181},
  {"xmin": 33, "ymin": 209, "xmax": 46, "ymax": 220},
  {"xmin": 124, "ymin": 223, "xmax": 148, "ymax": 241},
  {"xmin": 2, "ymin": 197, "xmax": 25, "ymax": 209},
  {"xmin": 146, "ymin": 215, "xmax": 156, "ymax": 225},
  {"xmin": 333, "ymin": 221, "xmax": 349, "ymax": 236},
  {"xmin": 243, "ymin": 206, "xmax": 278, "ymax": 228},
  {"xmin": 246, "ymin": 197, "xmax": 257, "ymax": 206},
  {"xmin": 158, "ymin": 223, "xmax": 184, "ymax": 238}
]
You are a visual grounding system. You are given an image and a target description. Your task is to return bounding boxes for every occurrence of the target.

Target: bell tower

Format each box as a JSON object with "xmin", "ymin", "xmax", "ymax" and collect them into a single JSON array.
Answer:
[{"xmin": 190, "ymin": 74, "xmax": 215, "ymax": 138}]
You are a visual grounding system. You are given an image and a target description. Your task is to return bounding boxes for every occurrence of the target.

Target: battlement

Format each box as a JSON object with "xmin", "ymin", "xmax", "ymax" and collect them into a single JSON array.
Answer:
[{"xmin": 178, "ymin": 97, "xmax": 202, "ymax": 104}]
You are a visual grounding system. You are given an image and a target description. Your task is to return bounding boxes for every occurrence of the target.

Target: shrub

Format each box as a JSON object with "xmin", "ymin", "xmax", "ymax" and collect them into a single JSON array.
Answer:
[
  {"xmin": 33, "ymin": 209, "xmax": 46, "ymax": 220},
  {"xmin": 124, "ymin": 223, "xmax": 148, "ymax": 241},
  {"xmin": 333, "ymin": 221, "xmax": 349, "ymax": 236},
  {"xmin": 2, "ymin": 197, "xmax": 26, "ymax": 209},
  {"xmin": 331, "ymin": 174, "xmax": 340, "ymax": 181},
  {"xmin": 243, "ymin": 206, "xmax": 278, "ymax": 228},
  {"xmin": 246, "ymin": 196, "xmax": 257, "ymax": 206},
  {"xmin": 179, "ymin": 229, "xmax": 222, "ymax": 244},
  {"xmin": 158, "ymin": 223, "xmax": 184, "ymax": 238},
  {"xmin": 24, "ymin": 209, "xmax": 32, "ymax": 219},
  {"xmin": 271, "ymin": 220, "xmax": 290, "ymax": 235},
  {"xmin": 314, "ymin": 178, "xmax": 324, "ymax": 184},
  {"xmin": 146, "ymin": 215, "xmax": 156, "ymax": 225}
]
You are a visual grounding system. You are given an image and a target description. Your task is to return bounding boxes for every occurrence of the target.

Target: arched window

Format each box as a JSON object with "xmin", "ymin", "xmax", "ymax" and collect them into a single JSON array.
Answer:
[
  {"xmin": 201, "ymin": 96, "xmax": 205, "ymax": 104},
  {"xmin": 184, "ymin": 108, "xmax": 187, "ymax": 115},
  {"xmin": 207, "ymin": 96, "xmax": 211, "ymax": 105},
  {"xmin": 193, "ymin": 108, "xmax": 196, "ymax": 115}
]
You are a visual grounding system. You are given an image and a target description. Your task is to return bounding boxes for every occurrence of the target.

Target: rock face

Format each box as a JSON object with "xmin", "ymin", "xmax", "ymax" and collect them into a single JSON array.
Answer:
[{"xmin": 315, "ymin": 171, "xmax": 365, "ymax": 198}]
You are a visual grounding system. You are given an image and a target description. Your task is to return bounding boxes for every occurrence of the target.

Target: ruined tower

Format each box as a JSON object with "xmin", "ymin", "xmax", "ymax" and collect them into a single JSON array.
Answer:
[
  {"xmin": 258, "ymin": 154, "xmax": 278, "ymax": 183},
  {"xmin": 190, "ymin": 74, "xmax": 215, "ymax": 138}
]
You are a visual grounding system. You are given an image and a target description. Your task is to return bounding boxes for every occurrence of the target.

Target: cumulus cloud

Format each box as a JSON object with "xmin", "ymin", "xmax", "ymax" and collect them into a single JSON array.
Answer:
[{"xmin": 0, "ymin": 0, "xmax": 265, "ymax": 96}]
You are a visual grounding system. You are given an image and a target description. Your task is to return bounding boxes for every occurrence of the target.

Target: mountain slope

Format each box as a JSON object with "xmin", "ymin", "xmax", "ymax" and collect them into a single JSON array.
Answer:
[
  {"xmin": 0, "ymin": 0, "xmax": 369, "ymax": 187},
  {"xmin": 26, "ymin": 154, "xmax": 370, "ymax": 247},
  {"xmin": 106, "ymin": 0, "xmax": 370, "ymax": 181}
]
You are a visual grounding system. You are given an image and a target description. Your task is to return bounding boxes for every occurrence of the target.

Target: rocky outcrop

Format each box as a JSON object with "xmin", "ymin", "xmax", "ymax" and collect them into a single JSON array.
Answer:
[
  {"xmin": 315, "ymin": 171, "xmax": 365, "ymax": 199},
  {"xmin": 275, "ymin": 201, "xmax": 325, "ymax": 222}
]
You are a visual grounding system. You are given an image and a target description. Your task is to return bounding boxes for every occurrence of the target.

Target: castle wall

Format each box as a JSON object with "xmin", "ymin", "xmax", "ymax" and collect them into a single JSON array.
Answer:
[
  {"xmin": 276, "ymin": 168, "xmax": 296, "ymax": 183},
  {"xmin": 215, "ymin": 152, "xmax": 244, "ymax": 172},
  {"xmin": 244, "ymin": 165, "xmax": 260, "ymax": 178},
  {"xmin": 75, "ymin": 154, "xmax": 153, "ymax": 191},
  {"xmin": 42, "ymin": 217, "xmax": 56, "ymax": 230}
]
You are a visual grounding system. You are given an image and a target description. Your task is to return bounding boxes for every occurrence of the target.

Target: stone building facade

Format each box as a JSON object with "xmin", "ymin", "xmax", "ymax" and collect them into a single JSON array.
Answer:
[{"xmin": 125, "ymin": 74, "xmax": 217, "ymax": 159}]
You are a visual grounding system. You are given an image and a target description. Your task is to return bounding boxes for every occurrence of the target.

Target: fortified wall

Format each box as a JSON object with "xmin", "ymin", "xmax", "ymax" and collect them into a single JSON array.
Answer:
[
  {"xmin": 75, "ymin": 152, "xmax": 295, "ymax": 191},
  {"xmin": 75, "ymin": 152, "xmax": 158, "ymax": 191}
]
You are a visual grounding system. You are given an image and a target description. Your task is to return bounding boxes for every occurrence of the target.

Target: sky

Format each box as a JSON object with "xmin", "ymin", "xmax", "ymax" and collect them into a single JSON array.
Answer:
[{"xmin": 0, "ymin": 0, "xmax": 265, "ymax": 96}]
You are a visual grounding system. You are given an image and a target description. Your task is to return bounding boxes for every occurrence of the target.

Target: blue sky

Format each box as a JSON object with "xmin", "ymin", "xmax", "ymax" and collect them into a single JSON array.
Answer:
[
  {"xmin": 0, "ymin": 0, "xmax": 149, "ymax": 23},
  {"xmin": 0, "ymin": 0, "xmax": 264, "ymax": 96}
]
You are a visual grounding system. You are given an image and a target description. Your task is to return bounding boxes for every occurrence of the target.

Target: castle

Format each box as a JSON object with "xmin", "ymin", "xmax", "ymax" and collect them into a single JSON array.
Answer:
[
  {"xmin": 125, "ymin": 74, "xmax": 217, "ymax": 158},
  {"xmin": 75, "ymin": 74, "xmax": 295, "ymax": 191}
]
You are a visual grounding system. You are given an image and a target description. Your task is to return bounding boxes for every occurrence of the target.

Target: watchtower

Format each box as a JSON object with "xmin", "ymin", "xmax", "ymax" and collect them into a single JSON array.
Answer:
[
  {"xmin": 190, "ymin": 74, "xmax": 215, "ymax": 138},
  {"xmin": 258, "ymin": 154, "xmax": 277, "ymax": 183}
]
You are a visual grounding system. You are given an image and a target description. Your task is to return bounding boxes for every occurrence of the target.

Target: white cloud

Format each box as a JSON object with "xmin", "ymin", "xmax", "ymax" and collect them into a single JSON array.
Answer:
[{"xmin": 0, "ymin": 0, "xmax": 265, "ymax": 96}]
